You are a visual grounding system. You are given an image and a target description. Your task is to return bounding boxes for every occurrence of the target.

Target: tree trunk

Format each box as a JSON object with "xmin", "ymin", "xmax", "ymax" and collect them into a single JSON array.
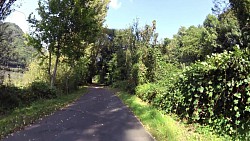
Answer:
[
  {"xmin": 50, "ymin": 55, "xmax": 59, "ymax": 88},
  {"xmin": 50, "ymin": 45, "xmax": 60, "ymax": 88},
  {"xmin": 48, "ymin": 49, "xmax": 52, "ymax": 83}
]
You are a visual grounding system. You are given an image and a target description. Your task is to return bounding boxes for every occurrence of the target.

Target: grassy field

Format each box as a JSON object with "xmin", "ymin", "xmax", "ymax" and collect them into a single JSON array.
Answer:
[
  {"xmin": 0, "ymin": 87, "xmax": 87, "ymax": 139},
  {"xmin": 114, "ymin": 90, "xmax": 228, "ymax": 141}
]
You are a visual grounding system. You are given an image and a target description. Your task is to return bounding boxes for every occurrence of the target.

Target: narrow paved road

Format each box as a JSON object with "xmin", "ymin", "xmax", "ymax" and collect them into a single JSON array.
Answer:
[{"xmin": 3, "ymin": 86, "xmax": 155, "ymax": 141}]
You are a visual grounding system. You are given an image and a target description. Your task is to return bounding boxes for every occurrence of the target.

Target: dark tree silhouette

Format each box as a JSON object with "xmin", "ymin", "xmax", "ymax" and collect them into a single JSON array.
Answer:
[{"xmin": 0, "ymin": 0, "xmax": 17, "ymax": 21}]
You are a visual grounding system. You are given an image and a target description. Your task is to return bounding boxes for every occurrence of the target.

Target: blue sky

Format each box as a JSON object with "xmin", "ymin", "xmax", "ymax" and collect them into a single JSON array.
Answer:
[
  {"xmin": 5, "ymin": 0, "xmax": 215, "ymax": 40},
  {"xmin": 106, "ymin": 0, "xmax": 214, "ymax": 39}
]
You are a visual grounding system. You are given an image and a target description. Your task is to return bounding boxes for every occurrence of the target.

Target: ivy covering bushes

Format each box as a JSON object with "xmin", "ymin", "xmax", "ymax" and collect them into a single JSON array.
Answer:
[
  {"xmin": 1, "ymin": 0, "xmax": 249, "ymax": 139},
  {"xmin": 100, "ymin": 1, "xmax": 250, "ymax": 138},
  {"xmin": 177, "ymin": 48, "xmax": 250, "ymax": 136},
  {"xmin": 135, "ymin": 48, "xmax": 250, "ymax": 139}
]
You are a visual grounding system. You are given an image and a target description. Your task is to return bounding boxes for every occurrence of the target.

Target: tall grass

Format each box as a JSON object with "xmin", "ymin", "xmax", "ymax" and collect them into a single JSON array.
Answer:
[{"xmin": 115, "ymin": 90, "xmax": 226, "ymax": 141}]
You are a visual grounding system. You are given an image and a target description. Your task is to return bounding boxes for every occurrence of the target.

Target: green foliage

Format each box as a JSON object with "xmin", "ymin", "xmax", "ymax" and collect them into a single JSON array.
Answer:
[
  {"xmin": 0, "ymin": 82, "xmax": 57, "ymax": 115},
  {"xmin": 135, "ymin": 47, "xmax": 250, "ymax": 139},
  {"xmin": 175, "ymin": 26, "xmax": 206, "ymax": 64},
  {"xmin": 216, "ymin": 10, "xmax": 241, "ymax": 52},
  {"xmin": 20, "ymin": 55, "xmax": 90, "ymax": 93},
  {"xmin": 0, "ymin": 54, "xmax": 89, "ymax": 115},
  {"xmin": 112, "ymin": 80, "xmax": 136, "ymax": 93},
  {"xmin": 27, "ymin": 81, "xmax": 57, "ymax": 100},
  {"xmin": 28, "ymin": 0, "xmax": 109, "ymax": 87},
  {"xmin": 21, "ymin": 57, "xmax": 50, "ymax": 85},
  {"xmin": 176, "ymin": 47, "xmax": 250, "ymax": 137},
  {"xmin": 229, "ymin": 0, "xmax": 250, "ymax": 47},
  {"xmin": 167, "ymin": 12, "xmax": 241, "ymax": 65},
  {"xmin": 136, "ymin": 63, "xmax": 181, "ymax": 113},
  {"xmin": 0, "ymin": 87, "xmax": 86, "ymax": 139},
  {"xmin": 0, "ymin": 22, "xmax": 34, "ymax": 86},
  {"xmin": 0, "ymin": 22, "xmax": 34, "ymax": 67},
  {"xmin": 117, "ymin": 90, "xmax": 224, "ymax": 141},
  {"xmin": 0, "ymin": 85, "xmax": 22, "ymax": 114},
  {"xmin": 131, "ymin": 61, "xmax": 147, "ymax": 86},
  {"xmin": 107, "ymin": 20, "xmax": 161, "ymax": 91}
]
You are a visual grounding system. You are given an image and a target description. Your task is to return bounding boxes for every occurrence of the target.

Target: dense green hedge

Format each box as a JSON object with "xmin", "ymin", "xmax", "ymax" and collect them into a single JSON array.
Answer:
[
  {"xmin": 136, "ymin": 48, "xmax": 250, "ymax": 138},
  {"xmin": 177, "ymin": 48, "xmax": 250, "ymax": 135}
]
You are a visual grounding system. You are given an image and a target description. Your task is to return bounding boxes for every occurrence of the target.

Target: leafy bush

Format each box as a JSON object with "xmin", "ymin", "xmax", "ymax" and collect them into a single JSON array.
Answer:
[
  {"xmin": 55, "ymin": 56, "xmax": 90, "ymax": 93},
  {"xmin": 135, "ymin": 48, "xmax": 250, "ymax": 138},
  {"xmin": 136, "ymin": 63, "xmax": 181, "ymax": 113},
  {"xmin": 0, "ymin": 82, "xmax": 56, "ymax": 115},
  {"xmin": 176, "ymin": 47, "xmax": 250, "ymax": 135},
  {"xmin": 131, "ymin": 62, "xmax": 147, "ymax": 86},
  {"xmin": 0, "ymin": 85, "xmax": 22, "ymax": 114},
  {"xmin": 19, "ymin": 56, "xmax": 89, "ymax": 94},
  {"xmin": 136, "ymin": 83, "xmax": 157, "ymax": 102},
  {"xmin": 112, "ymin": 80, "xmax": 136, "ymax": 93},
  {"xmin": 27, "ymin": 81, "xmax": 57, "ymax": 101}
]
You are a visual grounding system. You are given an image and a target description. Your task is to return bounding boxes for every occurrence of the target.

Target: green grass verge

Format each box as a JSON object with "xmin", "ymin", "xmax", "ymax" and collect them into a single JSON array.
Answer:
[
  {"xmin": 115, "ymin": 90, "xmax": 226, "ymax": 141},
  {"xmin": 0, "ymin": 87, "xmax": 87, "ymax": 139}
]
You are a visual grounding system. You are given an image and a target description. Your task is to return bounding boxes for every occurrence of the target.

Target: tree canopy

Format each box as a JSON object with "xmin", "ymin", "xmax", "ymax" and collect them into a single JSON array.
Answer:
[{"xmin": 27, "ymin": 0, "xmax": 109, "ymax": 87}]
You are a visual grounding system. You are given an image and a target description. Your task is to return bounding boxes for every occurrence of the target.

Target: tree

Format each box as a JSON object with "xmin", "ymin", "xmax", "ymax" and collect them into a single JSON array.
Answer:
[
  {"xmin": 201, "ymin": 14, "xmax": 219, "ymax": 57},
  {"xmin": 213, "ymin": 0, "xmax": 249, "ymax": 47},
  {"xmin": 28, "ymin": 0, "xmax": 109, "ymax": 87},
  {"xmin": 172, "ymin": 26, "xmax": 205, "ymax": 64},
  {"xmin": 229, "ymin": 0, "xmax": 250, "ymax": 47},
  {"xmin": 216, "ymin": 10, "xmax": 241, "ymax": 51},
  {"xmin": 202, "ymin": 12, "xmax": 241, "ymax": 55},
  {"xmin": 160, "ymin": 37, "xmax": 171, "ymax": 54},
  {"xmin": 0, "ymin": 22, "xmax": 34, "ymax": 68},
  {"xmin": 0, "ymin": 0, "xmax": 17, "ymax": 21}
]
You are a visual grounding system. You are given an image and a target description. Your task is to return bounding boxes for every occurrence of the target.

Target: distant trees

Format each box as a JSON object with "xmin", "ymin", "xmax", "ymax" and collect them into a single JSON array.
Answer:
[
  {"xmin": 160, "ymin": 7, "xmax": 242, "ymax": 65},
  {"xmin": 213, "ymin": 0, "xmax": 249, "ymax": 47},
  {"xmin": 0, "ymin": 0, "xmax": 18, "ymax": 84},
  {"xmin": 0, "ymin": 22, "xmax": 34, "ymax": 68},
  {"xmin": 229, "ymin": 0, "xmax": 249, "ymax": 47}
]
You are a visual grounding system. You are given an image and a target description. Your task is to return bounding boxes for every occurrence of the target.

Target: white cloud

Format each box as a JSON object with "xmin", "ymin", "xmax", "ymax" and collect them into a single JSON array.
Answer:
[
  {"xmin": 109, "ymin": 0, "xmax": 122, "ymax": 10},
  {"xmin": 4, "ymin": 11, "xmax": 29, "ymax": 33}
]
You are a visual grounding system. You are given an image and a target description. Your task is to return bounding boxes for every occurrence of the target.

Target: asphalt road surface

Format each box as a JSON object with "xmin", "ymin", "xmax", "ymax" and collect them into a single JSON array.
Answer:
[{"xmin": 3, "ymin": 86, "xmax": 155, "ymax": 141}]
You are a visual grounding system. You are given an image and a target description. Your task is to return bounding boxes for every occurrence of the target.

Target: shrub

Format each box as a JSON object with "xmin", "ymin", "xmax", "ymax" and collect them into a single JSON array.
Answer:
[
  {"xmin": 136, "ymin": 83, "xmax": 157, "ymax": 102},
  {"xmin": 27, "ymin": 81, "xmax": 57, "ymax": 101},
  {"xmin": 112, "ymin": 80, "xmax": 136, "ymax": 93},
  {"xmin": 19, "ymin": 56, "xmax": 89, "ymax": 94},
  {"xmin": 177, "ymin": 47, "xmax": 250, "ymax": 135},
  {"xmin": 0, "ymin": 85, "xmax": 22, "ymax": 114},
  {"xmin": 135, "ymin": 48, "xmax": 250, "ymax": 138},
  {"xmin": 136, "ymin": 63, "xmax": 181, "ymax": 113}
]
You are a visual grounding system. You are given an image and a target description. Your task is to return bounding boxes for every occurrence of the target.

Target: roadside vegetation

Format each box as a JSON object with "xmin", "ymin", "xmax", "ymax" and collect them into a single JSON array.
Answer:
[
  {"xmin": 116, "ymin": 90, "xmax": 226, "ymax": 141},
  {"xmin": 0, "ymin": 87, "xmax": 86, "ymax": 139},
  {"xmin": 0, "ymin": 0, "xmax": 109, "ymax": 139},
  {"xmin": 0, "ymin": 0, "xmax": 249, "ymax": 140},
  {"xmin": 101, "ymin": 1, "xmax": 249, "ymax": 140}
]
